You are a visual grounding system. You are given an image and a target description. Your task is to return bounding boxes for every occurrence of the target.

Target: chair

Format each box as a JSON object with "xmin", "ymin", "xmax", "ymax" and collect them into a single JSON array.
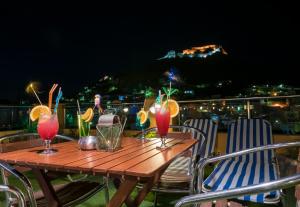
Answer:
[
  {"xmin": 176, "ymin": 166, "xmax": 300, "ymax": 207},
  {"xmin": 0, "ymin": 132, "xmax": 108, "ymax": 207},
  {"xmin": 138, "ymin": 119, "xmax": 218, "ymax": 206},
  {"xmin": 159, "ymin": 119, "xmax": 218, "ymax": 189},
  {"xmin": 0, "ymin": 184, "xmax": 26, "ymax": 207},
  {"xmin": 201, "ymin": 119, "xmax": 281, "ymax": 205},
  {"xmin": 184, "ymin": 119, "xmax": 218, "ymax": 158}
]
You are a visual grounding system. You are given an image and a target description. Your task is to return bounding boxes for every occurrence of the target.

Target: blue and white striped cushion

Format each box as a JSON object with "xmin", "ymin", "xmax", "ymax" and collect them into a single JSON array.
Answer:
[
  {"xmin": 161, "ymin": 119, "xmax": 218, "ymax": 180},
  {"xmin": 184, "ymin": 119, "xmax": 218, "ymax": 159},
  {"xmin": 163, "ymin": 156, "xmax": 191, "ymax": 176},
  {"xmin": 203, "ymin": 119, "xmax": 280, "ymax": 204}
]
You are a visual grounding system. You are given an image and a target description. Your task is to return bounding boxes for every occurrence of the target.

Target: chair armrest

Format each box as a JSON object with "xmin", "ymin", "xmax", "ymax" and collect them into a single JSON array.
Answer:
[
  {"xmin": 0, "ymin": 133, "xmax": 74, "ymax": 143},
  {"xmin": 55, "ymin": 134, "xmax": 74, "ymax": 141},
  {"xmin": 0, "ymin": 162, "xmax": 37, "ymax": 207},
  {"xmin": 0, "ymin": 184, "xmax": 26, "ymax": 207},
  {"xmin": 195, "ymin": 141, "xmax": 300, "ymax": 193},
  {"xmin": 177, "ymin": 173, "xmax": 300, "ymax": 207}
]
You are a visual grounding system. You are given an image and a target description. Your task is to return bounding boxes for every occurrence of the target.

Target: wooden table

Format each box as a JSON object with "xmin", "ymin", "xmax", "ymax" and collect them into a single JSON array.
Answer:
[{"xmin": 0, "ymin": 136, "xmax": 197, "ymax": 207}]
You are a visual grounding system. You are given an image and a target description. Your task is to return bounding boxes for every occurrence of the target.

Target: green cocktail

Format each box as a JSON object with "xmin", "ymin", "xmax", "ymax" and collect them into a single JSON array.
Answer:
[{"xmin": 77, "ymin": 114, "xmax": 91, "ymax": 137}]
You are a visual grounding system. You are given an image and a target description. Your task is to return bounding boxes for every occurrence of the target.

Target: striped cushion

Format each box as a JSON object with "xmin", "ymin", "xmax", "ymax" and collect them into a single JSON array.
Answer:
[
  {"xmin": 159, "ymin": 119, "xmax": 218, "ymax": 187},
  {"xmin": 184, "ymin": 119, "xmax": 218, "ymax": 159},
  {"xmin": 163, "ymin": 157, "xmax": 191, "ymax": 176},
  {"xmin": 203, "ymin": 119, "xmax": 280, "ymax": 204},
  {"xmin": 160, "ymin": 157, "xmax": 191, "ymax": 189}
]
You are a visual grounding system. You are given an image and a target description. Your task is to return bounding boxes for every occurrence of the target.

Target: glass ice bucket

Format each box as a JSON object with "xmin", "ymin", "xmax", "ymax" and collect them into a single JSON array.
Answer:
[{"xmin": 96, "ymin": 114, "xmax": 123, "ymax": 151}]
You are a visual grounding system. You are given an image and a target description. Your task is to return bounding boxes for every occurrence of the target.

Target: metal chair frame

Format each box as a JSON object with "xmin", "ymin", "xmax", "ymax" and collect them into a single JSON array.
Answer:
[
  {"xmin": 0, "ymin": 132, "xmax": 109, "ymax": 206},
  {"xmin": 0, "ymin": 183, "xmax": 27, "ymax": 207},
  {"xmin": 176, "ymin": 173, "xmax": 300, "ymax": 207},
  {"xmin": 193, "ymin": 141, "xmax": 300, "ymax": 206},
  {"xmin": 0, "ymin": 161, "xmax": 37, "ymax": 207},
  {"xmin": 136, "ymin": 125, "xmax": 206, "ymax": 206}
]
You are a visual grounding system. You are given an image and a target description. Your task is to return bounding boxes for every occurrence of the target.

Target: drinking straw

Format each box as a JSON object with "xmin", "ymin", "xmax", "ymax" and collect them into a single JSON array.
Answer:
[
  {"xmin": 54, "ymin": 87, "xmax": 63, "ymax": 113},
  {"xmin": 77, "ymin": 100, "xmax": 81, "ymax": 115},
  {"xmin": 169, "ymin": 81, "xmax": 172, "ymax": 100},
  {"xmin": 158, "ymin": 90, "xmax": 162, "ymax": 104},
  {"xmin": 30, "ymin": 84, "xmax": 43, "ymax": 105},
  {"xmin": 48, "ymin": 83, "xmax": 58, "ymax": 109}
]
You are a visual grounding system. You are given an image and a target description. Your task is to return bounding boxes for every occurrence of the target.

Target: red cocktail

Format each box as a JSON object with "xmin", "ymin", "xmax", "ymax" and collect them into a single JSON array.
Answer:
[
  {"xmin": 155, "ymin": 107, "xmax": 170, "ymax": 149},
  {"xmin": 37, "ymin": 113, "xmax": 59, "ymax": 154}
]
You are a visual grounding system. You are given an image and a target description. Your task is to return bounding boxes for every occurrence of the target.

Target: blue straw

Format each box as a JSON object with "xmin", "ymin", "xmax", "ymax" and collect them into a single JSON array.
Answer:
[{"xmin": 54, "ymin": 88, "xmax": 63, "ymax": 113}]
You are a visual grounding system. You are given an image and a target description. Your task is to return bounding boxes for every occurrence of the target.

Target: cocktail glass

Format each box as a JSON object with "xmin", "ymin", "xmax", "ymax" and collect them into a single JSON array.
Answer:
[
  {"xmin": 155, "ymin": 107, "xmax": 170, "ymax": 149},
  {"xmin": 37, "ymin": 113, "xmax": 59, "ymax": 154}
]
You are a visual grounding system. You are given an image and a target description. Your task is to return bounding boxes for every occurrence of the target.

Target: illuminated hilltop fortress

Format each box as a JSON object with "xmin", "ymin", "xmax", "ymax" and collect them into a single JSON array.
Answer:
[{"xmin": 158, "ymin": 44, "xmax": 227, "ymax": 60}]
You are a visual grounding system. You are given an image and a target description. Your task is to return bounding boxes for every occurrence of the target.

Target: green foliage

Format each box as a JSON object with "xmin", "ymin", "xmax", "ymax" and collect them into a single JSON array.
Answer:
[
  {"xmin": 162, "ymin": 87, "xmax": 179, "ymax": 98},
  {"xmin": 26, "ymin": 121, "xmax": 37, "ymax": 133},
  {"xmin": 144, "ymin": 87, "xmax": 155, "ymax": 98}
]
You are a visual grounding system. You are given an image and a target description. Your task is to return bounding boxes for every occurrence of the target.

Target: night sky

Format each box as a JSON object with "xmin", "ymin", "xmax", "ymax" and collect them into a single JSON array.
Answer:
[{"xmin": 0, "ymin": 2, "xmax": 299, "ymax": 102}]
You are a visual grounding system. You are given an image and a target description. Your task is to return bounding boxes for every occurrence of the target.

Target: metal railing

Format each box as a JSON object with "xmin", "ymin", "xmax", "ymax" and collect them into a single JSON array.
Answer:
[
  {"xmin": 64, "ymin": 95, "xmax": 300, "ymax": 134},
  {"xmin": 1, "ymin": 95, "xmax": 300, "ymax": 134},
  {"xmin": 0, "ymin": 105, "xmax": 31, "ymax": 131}
]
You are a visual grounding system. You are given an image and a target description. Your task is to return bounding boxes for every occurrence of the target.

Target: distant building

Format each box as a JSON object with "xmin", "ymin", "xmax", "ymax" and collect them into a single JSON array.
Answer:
[{"xmin": 158, "ymin": 44, "xmax": 227, "ymax": 60}]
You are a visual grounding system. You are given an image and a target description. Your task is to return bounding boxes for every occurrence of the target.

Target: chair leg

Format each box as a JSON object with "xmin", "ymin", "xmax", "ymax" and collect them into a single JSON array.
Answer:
[
  {"xmin": 104, "ymin": 186, "xmax": 109, "ymax": 205},
  {"xmin": 1, "ymin": 168, "xmax": 12, "ymax": 207},
  {"xmin": 153, "ymin": 192, "xmax": 158, "ymax": 207},
  {"xmin": 103, "ymin": 176, "xmax": 109, "ymax": 205}
]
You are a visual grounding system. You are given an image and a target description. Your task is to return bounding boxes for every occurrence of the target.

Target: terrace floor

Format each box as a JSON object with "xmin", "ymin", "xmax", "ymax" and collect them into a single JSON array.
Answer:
[
  {"xmin": 0, "ymin": 131, "xmax": 299, "ymax": 206},
  {"xmin": 0, "ymin": 164, "xmax": 297, "ymax": 207}
]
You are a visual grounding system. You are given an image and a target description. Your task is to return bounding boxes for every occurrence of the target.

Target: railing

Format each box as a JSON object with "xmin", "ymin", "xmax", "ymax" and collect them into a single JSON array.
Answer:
[
  {"xmin": 0, "ymin": 106, "xmax": 31, "ymax": 131},
  {"xmin": 64, "ymin": 95, "xmax": 300, "ymax": 134},
  {"xmin": 1, "ymin": 95, "xmax": 300, "ymax": 135}
]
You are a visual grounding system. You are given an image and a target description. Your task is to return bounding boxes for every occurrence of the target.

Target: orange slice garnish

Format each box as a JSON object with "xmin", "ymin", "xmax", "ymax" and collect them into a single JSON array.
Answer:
[
  {"xmin": 163, "ymin": 99, "xmax": 179, "ymax": 118},
  {"xmin": 137, "ymin": 109, "xmax": 148, "ymax": 125},
  {"xmin": 30, "ymin": 105, "xmax": 51, "ymax": 121},
  {"xmin": 81, "ymin": 108, "xmax": 94, "ymax": 122}
]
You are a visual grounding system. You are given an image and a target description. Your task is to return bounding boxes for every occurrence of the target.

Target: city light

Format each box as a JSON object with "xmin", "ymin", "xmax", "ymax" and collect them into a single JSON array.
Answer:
[{"xmin": 123, "ymin": 107, "xmax": 129, "ymax": 113}]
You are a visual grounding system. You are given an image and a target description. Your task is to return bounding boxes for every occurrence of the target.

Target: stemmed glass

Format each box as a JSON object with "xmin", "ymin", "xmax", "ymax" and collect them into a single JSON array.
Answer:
[
  {"xmin": 155, "ymin": 106, "xmax": 170, "ymax": 149},
  {"xmin": 37, "ymin": 113, "xmax": 59, "ymax": 154}
]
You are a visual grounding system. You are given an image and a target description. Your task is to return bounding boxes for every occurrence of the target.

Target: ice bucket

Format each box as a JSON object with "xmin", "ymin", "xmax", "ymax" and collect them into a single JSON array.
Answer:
[{"xmin": 96, "ymin": 114, "xmax": 123, "ymax": 151}]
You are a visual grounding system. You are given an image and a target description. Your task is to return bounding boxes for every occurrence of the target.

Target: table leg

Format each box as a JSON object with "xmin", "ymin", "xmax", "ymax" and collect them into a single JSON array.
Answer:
[
  {"xmin": 108, "ymin": 176, "xmax": 137, "ymax": 207},
  {"xmin": 132, "ymin": 168, "xmax": 167, "ymax": 206},
  {"xmin": 32, "ymin": 168, "xmax": 61, "ymax": 207},
  {"xmin": 111, "ymin": 167, "xmax": 168, "ymax": 207}
]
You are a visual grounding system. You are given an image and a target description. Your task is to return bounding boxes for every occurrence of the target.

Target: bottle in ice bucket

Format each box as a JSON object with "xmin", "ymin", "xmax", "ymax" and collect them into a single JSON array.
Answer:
[{"xmin": 96, "ymin": 114, "xmax": 123, "ymax": 151}]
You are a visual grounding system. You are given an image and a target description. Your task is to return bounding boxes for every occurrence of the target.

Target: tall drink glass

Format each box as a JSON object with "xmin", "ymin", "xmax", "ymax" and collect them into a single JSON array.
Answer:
[
  {"xmin": 37, "ymin": 113, "xmax": 59, "ymax": 154},
  {"xmin": 77, "ymin": 114, "xmax": 90, "ymax": 137},
  {"xmin": 155, "ymin": 107, "xmax": 170, "ymax": 149}
]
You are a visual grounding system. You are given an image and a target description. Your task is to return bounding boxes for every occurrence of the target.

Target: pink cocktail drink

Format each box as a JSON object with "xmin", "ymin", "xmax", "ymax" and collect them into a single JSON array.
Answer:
[
  {"xmin": 156, "ymin": 109, "xmax": 170, "ymax": 137},
  {"xmin": 37, "ymin": 114, "xmax": 59, "ymax": 154},
  {"xmin": 38, "ymin": 115, "xmax": 59, "ymax": 140},
  {"xmin": 155, "ymin": 108, "xmax": 170, "ymax": 149}
]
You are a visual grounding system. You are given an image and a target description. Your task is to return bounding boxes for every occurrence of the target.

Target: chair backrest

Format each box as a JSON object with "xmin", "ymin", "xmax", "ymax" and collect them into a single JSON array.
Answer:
[
  {"xmin": 184, "ymin": 119, "xmax": 218, "ymax": 158},
  {"xmin": 140, "ymin": 125, "xmax": 206, "ymax": 168},
  {"xmin": 0, "ymin": 133, "xmax": 74, "ymax": 153},
  {"xmin": 226, "ymin": 119, "xmax": 275, "ymax": 165},
  {"xmin": 226, "ymin": 119, "xmax": 273, "ymax": 153}
]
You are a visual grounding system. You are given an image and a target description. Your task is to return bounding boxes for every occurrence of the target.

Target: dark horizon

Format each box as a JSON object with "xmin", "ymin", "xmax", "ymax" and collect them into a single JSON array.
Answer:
[{"xmin": 1, "ymin": 2, "xmax": 299, "ymax": 102}]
